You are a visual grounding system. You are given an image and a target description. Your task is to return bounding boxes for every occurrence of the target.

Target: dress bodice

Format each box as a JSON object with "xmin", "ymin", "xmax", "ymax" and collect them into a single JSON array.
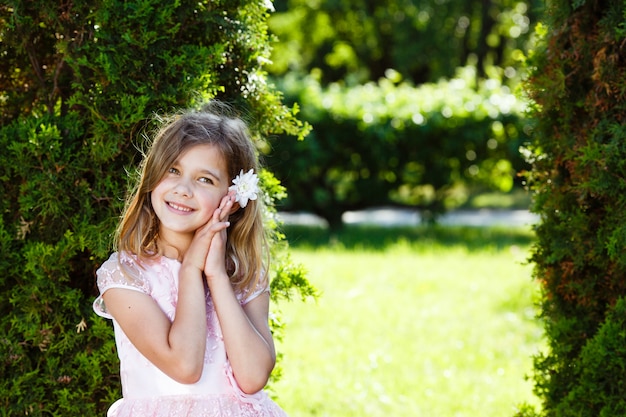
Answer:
[{"xmin": 93, "ymin": 252, "xmax": 285, "ymax": 417}]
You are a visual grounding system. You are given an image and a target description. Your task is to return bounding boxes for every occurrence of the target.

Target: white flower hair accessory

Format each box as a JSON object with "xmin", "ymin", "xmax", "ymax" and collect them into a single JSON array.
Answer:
[{"xmin": 229, "ymin": 169, "xmax": 260, "ymax": 208}]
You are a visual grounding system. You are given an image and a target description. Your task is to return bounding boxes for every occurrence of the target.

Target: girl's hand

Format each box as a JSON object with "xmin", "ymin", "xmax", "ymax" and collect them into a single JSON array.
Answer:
[
  {"xmin": 203, "ymin": 192, "xmax": 236, "ymax": 280},
  {"xmin": 182, "ymin": 192, "xmax": 234, "ymax": 274}
]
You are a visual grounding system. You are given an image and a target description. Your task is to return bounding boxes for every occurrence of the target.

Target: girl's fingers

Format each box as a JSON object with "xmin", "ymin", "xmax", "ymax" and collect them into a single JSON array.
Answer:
[
  {"xmin": 214, "ymin": 193, "xmax": 234, "ymax": 223},
  {"xmin": 199, "ymin": 217, "xmax": 230, "ymax": 237}
]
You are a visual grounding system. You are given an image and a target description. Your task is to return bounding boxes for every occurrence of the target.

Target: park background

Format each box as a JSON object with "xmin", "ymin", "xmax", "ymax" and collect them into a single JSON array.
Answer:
[{"xmin": 3, "ymin": 1, "xmax": 626, "ymax": 416}]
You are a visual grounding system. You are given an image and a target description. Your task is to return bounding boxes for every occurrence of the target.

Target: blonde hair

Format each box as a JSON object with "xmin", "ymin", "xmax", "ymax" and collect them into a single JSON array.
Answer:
[{"xmin": 116, "ymin": 101, "xmax": 268, "ymax": 293}]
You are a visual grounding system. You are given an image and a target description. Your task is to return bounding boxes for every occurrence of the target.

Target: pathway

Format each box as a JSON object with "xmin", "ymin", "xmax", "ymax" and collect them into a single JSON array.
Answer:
[{"xmin": 277, "ymin": 207, "xmax": 539, "ymax": 228}]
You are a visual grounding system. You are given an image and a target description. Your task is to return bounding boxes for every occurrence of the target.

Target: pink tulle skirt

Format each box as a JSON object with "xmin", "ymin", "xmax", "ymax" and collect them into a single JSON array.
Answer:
[{"xmin": 107, "ymin": 394, "xmax": 288, "ymax": 417}]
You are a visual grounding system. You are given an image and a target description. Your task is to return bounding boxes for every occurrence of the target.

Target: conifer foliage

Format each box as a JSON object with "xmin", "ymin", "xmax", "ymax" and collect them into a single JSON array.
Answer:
[
  {"xmin": 0, "ymin": 1, "xmax": 311, "ymax": 414},
  {"xmin": 522, "ymin": 0, "xmax": 626, "ymax": 415}
]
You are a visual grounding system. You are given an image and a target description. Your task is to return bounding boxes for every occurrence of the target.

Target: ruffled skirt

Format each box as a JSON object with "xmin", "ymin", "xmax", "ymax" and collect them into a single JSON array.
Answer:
[{"xmin": 107, "ymin": 394, "xmax": 288, "ymax": 417}]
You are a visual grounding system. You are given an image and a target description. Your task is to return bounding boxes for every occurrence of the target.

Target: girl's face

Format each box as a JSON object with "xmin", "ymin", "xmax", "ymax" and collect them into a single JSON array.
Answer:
[{"xmin": 151, "ymin": 143, "xmax": 230, "ymax": 244}]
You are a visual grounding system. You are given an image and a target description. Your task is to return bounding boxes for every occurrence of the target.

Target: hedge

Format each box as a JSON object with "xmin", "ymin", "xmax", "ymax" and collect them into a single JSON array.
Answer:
[
  {"xmin": 518, "ymin": 0, "xmax": 626, "ymax": 415},
  {"xmin": 266, "ymin": 69, "xmax": 531, "ymax": 227},
  {"xmin": 0, "ymin": 1, "xmax": 313, "ymax": 414}
]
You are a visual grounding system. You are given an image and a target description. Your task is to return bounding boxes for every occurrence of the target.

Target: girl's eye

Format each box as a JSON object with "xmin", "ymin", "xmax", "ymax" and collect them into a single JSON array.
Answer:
[
  {"xmin": 168, "ymin": 167, "xmax": 180, "ymax": 175},
  {"xmin": 199, "ymin": 177, "xmax": 214, "ymax": 184}
]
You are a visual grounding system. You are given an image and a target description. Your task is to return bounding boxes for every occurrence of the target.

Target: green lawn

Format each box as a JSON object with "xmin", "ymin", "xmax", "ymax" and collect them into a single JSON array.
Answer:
[{"xmin": 272, "ymin": 225, "xmax": 544, "ymax": 417}]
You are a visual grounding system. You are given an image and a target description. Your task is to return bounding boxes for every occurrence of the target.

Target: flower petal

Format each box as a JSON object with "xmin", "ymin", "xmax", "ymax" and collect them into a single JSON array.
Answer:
[{"xmin": 229, "ymin": 169, "xmax": 260, "ymax": 208}]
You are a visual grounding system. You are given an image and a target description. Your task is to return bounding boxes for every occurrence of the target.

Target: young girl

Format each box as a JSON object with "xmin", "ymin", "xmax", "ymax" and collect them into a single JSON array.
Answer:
[{"xmin": 93, "ymin": 102, "xmax": 288, "ymax": 416}]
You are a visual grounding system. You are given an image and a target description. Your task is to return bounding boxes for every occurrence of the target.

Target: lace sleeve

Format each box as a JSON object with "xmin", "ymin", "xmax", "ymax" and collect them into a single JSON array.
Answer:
[
  {"xmin": 239, "ymin": 270, "xmax": 270, "ymax": 305},
  {"xmin": 92, "ymin": 252, "xmax": 150, "ymax": 319}
]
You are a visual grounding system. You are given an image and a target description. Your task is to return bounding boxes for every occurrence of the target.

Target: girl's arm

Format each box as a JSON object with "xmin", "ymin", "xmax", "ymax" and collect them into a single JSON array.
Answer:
[
  {"xmin": 101, "ymin": 263, "xmax": 208, "ymax": 384},
  {"xmin": 207, "ymin": 274, "xmax": 276, "ymax": 394},
  {"xmin": 202, "ymin": 200, "xmax": 276, "ymax": 394}
]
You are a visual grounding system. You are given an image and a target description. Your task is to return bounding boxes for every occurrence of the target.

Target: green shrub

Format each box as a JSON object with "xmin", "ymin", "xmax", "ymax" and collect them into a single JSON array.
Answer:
[
  {"xmin": 555, "ymin": 297, "xmax": 626, "ymax": 416},
  {"xmin": 0, "ymin": 1, "xmax": 312, "ymax": 415},
  {"xmin": 266, "ymin": 69, "xmax": 530, "ymax": 227},
  {"xmin": 522, "ymin": 0, "xmax": 626, "ymax": 414}
]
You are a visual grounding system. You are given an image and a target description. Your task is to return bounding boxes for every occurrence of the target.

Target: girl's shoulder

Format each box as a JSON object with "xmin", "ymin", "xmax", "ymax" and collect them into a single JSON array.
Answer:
[
  {"xmin": 96, "ymin": 251, "xmax": 151, "ymax": 294},
  {"xmin": 94, "ymin": 251, "xmax": 152, "ymax": 319},
  {"xmin": 238, "ymin": 270, "xmax": 270, "ymax": 305}
]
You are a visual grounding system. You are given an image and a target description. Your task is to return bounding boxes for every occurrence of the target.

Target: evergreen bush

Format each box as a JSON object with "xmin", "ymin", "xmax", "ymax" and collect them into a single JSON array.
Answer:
[
  {"xmin": 555, "ymin": 297, "xmax": 626, "ymax": 416},
  {"xmin": 520, "ymin": 0, "xmax": 626, "ymax": 414},
  {"xmin": 266, "ymin": 69, "xmax": 530, "ymax": 228},
  {"xmin": 0, "ymin": 1, "xmax": 313, "ymax": 414}
]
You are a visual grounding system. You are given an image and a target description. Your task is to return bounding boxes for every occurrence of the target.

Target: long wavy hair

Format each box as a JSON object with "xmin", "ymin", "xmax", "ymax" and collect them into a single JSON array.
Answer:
[{"xmin": 115, "ymin": 101, "xmax": 268, "ymax": 293}]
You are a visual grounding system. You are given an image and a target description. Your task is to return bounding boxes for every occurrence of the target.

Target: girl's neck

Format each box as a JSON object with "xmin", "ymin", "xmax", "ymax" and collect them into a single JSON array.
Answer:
[{"xmin": 157, "ymin": 234, "xmax": 192, "ymax": 262}]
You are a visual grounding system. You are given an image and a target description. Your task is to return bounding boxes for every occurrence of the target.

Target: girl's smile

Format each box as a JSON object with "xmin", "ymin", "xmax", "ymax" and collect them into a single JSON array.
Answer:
[
  {"xmin": 166, "ymin": 201, "xmax": 193, "ymax": 213},
  {"xmin": 151, "ymin": 144, "xmax": 230, "ymax": 247}
]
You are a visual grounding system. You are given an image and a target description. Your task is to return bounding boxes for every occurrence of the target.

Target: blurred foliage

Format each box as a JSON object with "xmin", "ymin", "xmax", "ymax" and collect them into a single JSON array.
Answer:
[
  {"xmin": 267, "ymin": 0, "xmax": 542, "ymax": 86},
  {"xmin": 519, "ymin": 0, "xmax": 626, "ymax": 415},
  {"xmin": 0, "ymin": 0, "xmax": 313, "ymax": 414},
  {"xmin": 264, "ymin": 67, "xmax": 531, "ymax": 227},
  {"xmin": 281, "ymin": 223, "xmax": 535, "ymax": 252},
  {"xmin": 257, "ymin": 0, "xmax": 544, "ymax": 228}
]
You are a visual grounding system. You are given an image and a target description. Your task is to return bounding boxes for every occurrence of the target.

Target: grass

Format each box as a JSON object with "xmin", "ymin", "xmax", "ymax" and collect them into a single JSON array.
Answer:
[{"xmin": 271, "ymin": 225, "xmax": 544, "ymax": 417}]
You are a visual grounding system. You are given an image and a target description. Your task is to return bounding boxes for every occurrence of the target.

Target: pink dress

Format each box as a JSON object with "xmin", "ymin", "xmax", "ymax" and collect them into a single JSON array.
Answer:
[{"xmin": 93, "ymin": 252, "xmax": 288, "ymax": 417}]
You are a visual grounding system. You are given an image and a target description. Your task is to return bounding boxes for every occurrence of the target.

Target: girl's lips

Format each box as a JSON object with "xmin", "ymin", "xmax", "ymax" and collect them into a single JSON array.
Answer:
[{"xmin": 166, "ymin": 201, "xmax": 194, "ymax": 213}]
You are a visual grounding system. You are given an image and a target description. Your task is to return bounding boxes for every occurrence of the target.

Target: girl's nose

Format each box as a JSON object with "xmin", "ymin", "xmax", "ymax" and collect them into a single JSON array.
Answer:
[{"xmin": 173, "ymin": 177, "xmax": 193, "ymax": 197}]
